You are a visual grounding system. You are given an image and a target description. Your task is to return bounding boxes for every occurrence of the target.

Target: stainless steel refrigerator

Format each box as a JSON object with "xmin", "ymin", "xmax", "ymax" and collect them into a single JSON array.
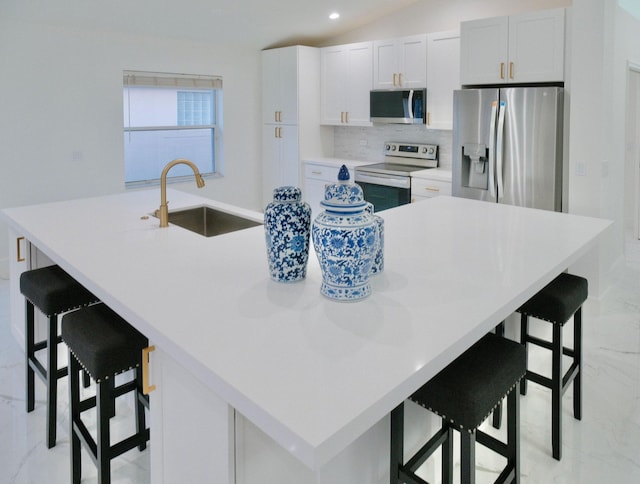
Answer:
[{"xmin": 452, "ymin": 87, "xmax": 564, "ymax": 211}]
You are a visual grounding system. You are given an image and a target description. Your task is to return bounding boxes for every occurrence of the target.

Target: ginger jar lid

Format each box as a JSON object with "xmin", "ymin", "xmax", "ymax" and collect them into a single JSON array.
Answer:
[
  {"xmin": 273, "ymin": 186, "xmax": 302, "ymax": 202},
  {"xmin": 320, "ymin": 165, "xmax": 367, "ymax": 211}
]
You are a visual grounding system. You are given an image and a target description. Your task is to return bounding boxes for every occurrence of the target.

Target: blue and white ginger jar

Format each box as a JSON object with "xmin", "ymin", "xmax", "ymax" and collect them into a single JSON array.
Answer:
[
  {"xmin": 365, "ymin": 203, "xmax": 384, "ymax": 274},
  {"xmin": 264, "ymin": 186, "xmax": 311, "ymax": 282},
  {"xmin": 312, "ymin": 165, "xmax": 378, "ymax": 301}
]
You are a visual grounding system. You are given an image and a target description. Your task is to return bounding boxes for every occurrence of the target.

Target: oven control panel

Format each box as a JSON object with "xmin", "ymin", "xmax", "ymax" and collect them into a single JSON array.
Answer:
[{"xmin": 385, "ymin": 142, "xmax": 438, "ymax": 161}]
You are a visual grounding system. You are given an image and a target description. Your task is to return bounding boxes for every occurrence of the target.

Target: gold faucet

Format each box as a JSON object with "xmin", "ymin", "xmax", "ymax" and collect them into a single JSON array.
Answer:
[{"xmin": 157, "ymin": 158, "xmax": 205, "ymax": 227}]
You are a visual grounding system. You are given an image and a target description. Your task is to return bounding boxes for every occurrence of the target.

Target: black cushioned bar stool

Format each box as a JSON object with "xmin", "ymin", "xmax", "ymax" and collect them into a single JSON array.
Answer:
[
  {"xmin": 517, "ymin": 272, "xmax": 587, "ymax": 461},
  {"xmin": 62, "ymin": 303, "xmax": 150, "ymax": 484},
  {"xmin": 20, "ymin": 264, "xmax": 99, "ymax": 448},
  {"xmin": 390, "ymin": 333, "xmax": 526, "ymax": 484}
]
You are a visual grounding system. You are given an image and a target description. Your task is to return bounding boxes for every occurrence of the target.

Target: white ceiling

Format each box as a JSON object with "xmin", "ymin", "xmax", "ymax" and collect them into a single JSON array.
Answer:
[{"xmin": 2, "ymin": 0, "xmax": 422, "ymax": 49}]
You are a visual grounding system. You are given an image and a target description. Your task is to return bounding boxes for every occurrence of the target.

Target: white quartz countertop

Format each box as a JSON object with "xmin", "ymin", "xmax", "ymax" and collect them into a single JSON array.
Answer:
[
  {"xmin": 303, "ymin": 158, "xmax": 374, "ymax": 169},
  {"xmin": 1, "ymin": 190, "xmax": 610, "ymax": 470}
]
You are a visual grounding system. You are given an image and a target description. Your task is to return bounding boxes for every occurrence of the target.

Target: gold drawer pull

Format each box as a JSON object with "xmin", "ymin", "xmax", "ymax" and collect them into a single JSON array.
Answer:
[
  {"xmin": 142, "ymin": 345, "xmax": 156, "ymax": 394},
  {"xmin": 17, "ymin": 236, "xmax": 25, "ymax": 262},
  {"xmin": 425, "ymin": 187, "xmax": 440, "ymax": 192}
]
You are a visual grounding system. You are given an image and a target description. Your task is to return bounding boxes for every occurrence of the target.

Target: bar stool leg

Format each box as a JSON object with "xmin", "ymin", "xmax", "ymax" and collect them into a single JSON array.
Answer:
[
  {"xmin": 135, "ymin": 369, "xmax": 147, "ymax": 451},
  {"xmin": 492, "ymin": 321, "xmax": 506, "ymax": 429},
  {"xmin": 389, "ymin": 403, "xmax": 403, "ymax": 484},
  {"xmin": 552, "ymin": 323, "xmax": 562, "ymax": 461},
  {"xmin": 520, "ymin": 314, "xmax": 529, "ymax": 396},
  {"xmin": 442, "ymin": 422, "xmax": 453, "ymax": 484},
  {"xmin": 25, "ymin": 300, "xmax": 35, "ymax": 413},
  {"xmin": 507, "ymin": 384, "xmax": 520, "ymax": 484},
  {"xmin": 97, "ymin": 379, "xmax": 113, "ymax": 484},
  {"xmin": 69, "ymin": 354, "xmax": 82, "ymax": 484},
  {"xmin": 460, "ymin": 430, "xmax": 476, "ymax": 484},
  {"xmin": 46, "ymin": 314, "xmax": 58, "ymax": 448},
  {"xmin": 574, "ymin": 308, "xmax": 583, "ymax": 420}
]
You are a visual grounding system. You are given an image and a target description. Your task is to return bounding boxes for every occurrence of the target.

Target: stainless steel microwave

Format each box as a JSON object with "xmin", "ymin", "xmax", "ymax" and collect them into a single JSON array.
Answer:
[{"xmin": 370, "ymin": 89, "xmax": 426, "ymax": 124}]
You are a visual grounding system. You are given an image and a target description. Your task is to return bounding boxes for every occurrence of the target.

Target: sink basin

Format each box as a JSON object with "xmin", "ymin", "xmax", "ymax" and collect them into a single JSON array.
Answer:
[{"xmin": 162, "ymin": 205, "xmax": 262, "ymax": 237}]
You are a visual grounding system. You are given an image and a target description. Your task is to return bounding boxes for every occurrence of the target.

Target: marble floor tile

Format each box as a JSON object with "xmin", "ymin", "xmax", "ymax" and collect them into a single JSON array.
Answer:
[{"xmin": 1, "ymin": 247, "xmax": 640, "ymax": 483}]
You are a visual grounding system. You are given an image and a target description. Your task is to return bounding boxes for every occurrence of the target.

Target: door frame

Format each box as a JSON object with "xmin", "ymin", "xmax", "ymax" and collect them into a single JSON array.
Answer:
[{"xmin": 626, "ymin": 62, "xmax": 640, "ymax": 239}]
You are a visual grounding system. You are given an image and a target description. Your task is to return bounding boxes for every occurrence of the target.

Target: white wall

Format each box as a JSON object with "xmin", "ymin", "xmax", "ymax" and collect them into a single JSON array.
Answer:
[
  {"xmin": 0, "ymin": 19, "xmax": 263, "ymax": 276},
  {"xmin": 324, "ymin": 0, "xmax": 571, "ymax": 46},
  {"xmin": 567, "ymin": 0, "xmax": 640, "ymax": 295}
]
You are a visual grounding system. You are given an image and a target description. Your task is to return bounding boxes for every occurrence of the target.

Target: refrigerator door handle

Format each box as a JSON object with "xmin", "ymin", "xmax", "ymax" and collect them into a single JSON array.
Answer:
[
  {"xmin": 488, "ymin": 101, "xmax": 498, "ymax": 198},
  {"xmin": 496, "ymin": 101, "xmax": 506, "ymax": 200}
]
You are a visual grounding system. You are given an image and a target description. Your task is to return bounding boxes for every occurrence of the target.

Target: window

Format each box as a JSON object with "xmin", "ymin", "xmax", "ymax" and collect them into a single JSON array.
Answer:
[{"xmin": 123, "ymin": 71, "xmax": 222, "ymax": 186}]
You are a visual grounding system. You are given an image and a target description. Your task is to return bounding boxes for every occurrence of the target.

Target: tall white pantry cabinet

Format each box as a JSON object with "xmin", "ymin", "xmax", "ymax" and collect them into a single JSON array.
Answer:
[{"xmin": 261, "ymin": 46, "xmax": 326, "ymax": 207}]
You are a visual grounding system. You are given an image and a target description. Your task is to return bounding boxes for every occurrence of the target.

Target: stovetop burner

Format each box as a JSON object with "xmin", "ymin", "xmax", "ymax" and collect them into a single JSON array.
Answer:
[{"xmin": 355, "ymin": 142, "xmax": 439, "ymax": 177}]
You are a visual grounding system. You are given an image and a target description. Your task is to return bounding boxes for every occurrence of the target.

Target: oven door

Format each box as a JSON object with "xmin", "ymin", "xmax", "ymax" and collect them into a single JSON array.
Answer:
[{"xmin": 354, "ymin": 172, "xmax": 411, "ymax": 212}]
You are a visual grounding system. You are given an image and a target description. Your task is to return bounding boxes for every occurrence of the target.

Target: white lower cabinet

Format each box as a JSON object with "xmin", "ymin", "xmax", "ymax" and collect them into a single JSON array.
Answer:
[
  {"xmin": 235, "ymin": 400, "xmax": 438, "ymax": 484},
  {"xmin": 411, "ymin": 175, "xmax": 452, "ymax": 202},
  {"xmin": 7, "ymin": 230, "xmax": 55, "ymax": 348},
  {"xmin": 150, "ymin": 346, "xmax": 235, "ymax": 484}
]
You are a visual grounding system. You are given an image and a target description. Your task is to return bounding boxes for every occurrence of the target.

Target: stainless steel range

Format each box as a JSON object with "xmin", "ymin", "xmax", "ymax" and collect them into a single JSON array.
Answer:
[{"xmin": 354, "ymin": 141, "xmax": 438, "ymax": 211}]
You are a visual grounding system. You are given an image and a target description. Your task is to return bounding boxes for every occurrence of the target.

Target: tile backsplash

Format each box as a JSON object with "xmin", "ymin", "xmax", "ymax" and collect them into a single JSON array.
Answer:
[{"xmin": 333, "ymin": 125, "xmax": 453, "ymax": 170}]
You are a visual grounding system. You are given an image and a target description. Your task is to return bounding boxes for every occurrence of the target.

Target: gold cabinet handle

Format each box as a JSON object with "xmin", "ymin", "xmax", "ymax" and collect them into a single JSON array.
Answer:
[
  {"xmin": 398, "ymin": 73, "xmax": 403, "ymax": 86},
  {"xmin": 17, "ymin": 236, "xmax": 25, "ymax": 262},
  {"xmin": 426, "ymin": 112, "xmax": 431, "ymax": 126},
  {"xmin": 425, "ymin": 187, "xmax": 440, "ymax": 192},
  {"xmin": 393, "ymin": 73, "xmax": 397, "ymax": 86},
  {"xmin": 500, "ymin": 62, "xmax": 505, "ymax": 80},
  {"xmin": 509, "ymin": 62, "xmax": 514, "ymax": 79},
  {"xmin": 142, "ymin": 345, "xmax": 156, "ymax": 394},
  {"xmin": 345, "ymin": 111, "xmax": 349, "ymax": 124},
  {"xmin": 340, "ymin": 111, "xmax": 344, "ymax": 123},
  {"xmin": 311, "ymin": 170, "xmax": 322, "ymax": 175}
]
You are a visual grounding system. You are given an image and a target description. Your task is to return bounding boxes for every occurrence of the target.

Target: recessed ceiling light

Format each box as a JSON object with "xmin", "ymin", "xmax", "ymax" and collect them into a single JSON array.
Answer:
[{"xmin": 329, "ymin": 12, "xmax": 340, "ymax": 20}]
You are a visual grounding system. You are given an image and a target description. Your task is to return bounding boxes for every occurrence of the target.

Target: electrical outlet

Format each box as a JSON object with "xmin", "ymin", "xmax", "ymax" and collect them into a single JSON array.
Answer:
[{"xmin": 576, "ymin": 161, "xmax": 586, "ymax": 176}]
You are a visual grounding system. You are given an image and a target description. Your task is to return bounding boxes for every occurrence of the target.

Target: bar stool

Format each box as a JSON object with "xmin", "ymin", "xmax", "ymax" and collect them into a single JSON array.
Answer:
[
  {"xmin": 62, "ymin": 303, "xmax": 150, "ymax": 484},
  {"xmin": 518, "ymin": 272, "xmax": 587, "ymax": 461},
  {"xmin": 20, "ymin": 264, "xmax": 99, "ymax": 448},
  {"xmin": 390, "ymin": 333, "xmax": 526, "ymax": 484}
]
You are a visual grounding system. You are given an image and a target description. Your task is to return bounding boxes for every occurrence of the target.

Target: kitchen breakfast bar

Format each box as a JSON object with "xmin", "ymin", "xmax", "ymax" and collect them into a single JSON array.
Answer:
[{"xmin": 1, "ymin": 189, "xmax": 610, "ymax": 483}]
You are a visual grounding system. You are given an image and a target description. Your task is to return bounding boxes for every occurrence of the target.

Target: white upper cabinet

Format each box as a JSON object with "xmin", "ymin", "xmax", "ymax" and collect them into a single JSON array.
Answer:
[
  {"xmin": 426, "ymin": 30, "xmax": 460, "ymax": 130},
  {"xmin": 321, "ymin": 42, "xmax": 373, "ymax": 126},
  {"xmin": 460, "ymin": 8, "xmax": 565, "ymax": 85},
  {"xmin": 373, "ymin": 34, "xmax": 427, "ymax": 89},
  {"xmin": 262, "ymin": 47, "xmax": 299, "ymax": 125}
]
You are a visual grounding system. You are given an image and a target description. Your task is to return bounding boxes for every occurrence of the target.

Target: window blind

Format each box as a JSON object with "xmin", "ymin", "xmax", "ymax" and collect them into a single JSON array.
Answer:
[{"xmin": 123, "ymin": 70, "xmax": 222, "ymax": 89}]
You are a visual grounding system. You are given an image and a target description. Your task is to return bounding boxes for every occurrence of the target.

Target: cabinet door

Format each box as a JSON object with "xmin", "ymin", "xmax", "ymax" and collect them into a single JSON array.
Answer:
[
  {"xmin": 320, "ymin": 46, "xmax": 346, "ymax": 125},
  {"xmin": 508, "ymin": 8, "xmax": 565, "ymax": 83},
  {"xmin": 397, "ymin": 34, "xmax": 427, "ymax": 88},
  {"xmin": 262, "ymin": 125, "xmax": 299, "ymax": 205},
  {"xmin": 278, "ymin": 47, "xmax": 299, "ymax": 124},
  {"xmin": 460, "ymin": 16, "xmax": 508, "ymax": 85},
  {"xmin": 262, "ymin": 47, "xmax": 299, "ymax": 125},
  {"xmin": 8, "ymin": 229, "xmax": 27, "ymax": 344},
  {"xmin": 372, "ymin": 39, "xmax": 397, "ymax": 89},
  {"xmin": 345, "ymin": 42, "xmax": 373, "ymax": 126},
  {"xmin": 426, "ymin": 31, "xmax": 460, "ymax": 130}
]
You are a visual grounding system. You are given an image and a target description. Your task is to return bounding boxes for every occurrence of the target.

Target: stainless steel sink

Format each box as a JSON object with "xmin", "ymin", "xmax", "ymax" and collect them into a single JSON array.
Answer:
[{"xmin": 161, "ymin": 205, "xmax": 262, "ymax": 237}]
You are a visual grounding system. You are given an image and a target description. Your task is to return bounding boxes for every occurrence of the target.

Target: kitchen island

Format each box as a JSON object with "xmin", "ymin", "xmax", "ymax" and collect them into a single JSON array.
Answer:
[{"xmin": 2, "ymin": 189, "xmax": 610, "ymax": 483}]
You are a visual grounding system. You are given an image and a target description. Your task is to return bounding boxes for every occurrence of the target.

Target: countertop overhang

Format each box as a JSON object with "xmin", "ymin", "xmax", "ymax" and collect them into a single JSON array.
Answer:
[{"xmin": 1, "ymin": 189, "xmax": 611, "ymax": 469}]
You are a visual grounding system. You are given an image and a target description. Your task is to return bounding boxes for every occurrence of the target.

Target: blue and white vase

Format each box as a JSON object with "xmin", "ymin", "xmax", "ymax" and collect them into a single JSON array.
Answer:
[
  {"xmin": 312, "ymin": 165, "xmax": 378, "ymax": 301},
  {"xmin": 365, "ymin": 203, "xmax": 384, "ymax": 275},
  {"xmin": 264, "ymin": 186, "xmax": 311, "ymax": 283}
]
